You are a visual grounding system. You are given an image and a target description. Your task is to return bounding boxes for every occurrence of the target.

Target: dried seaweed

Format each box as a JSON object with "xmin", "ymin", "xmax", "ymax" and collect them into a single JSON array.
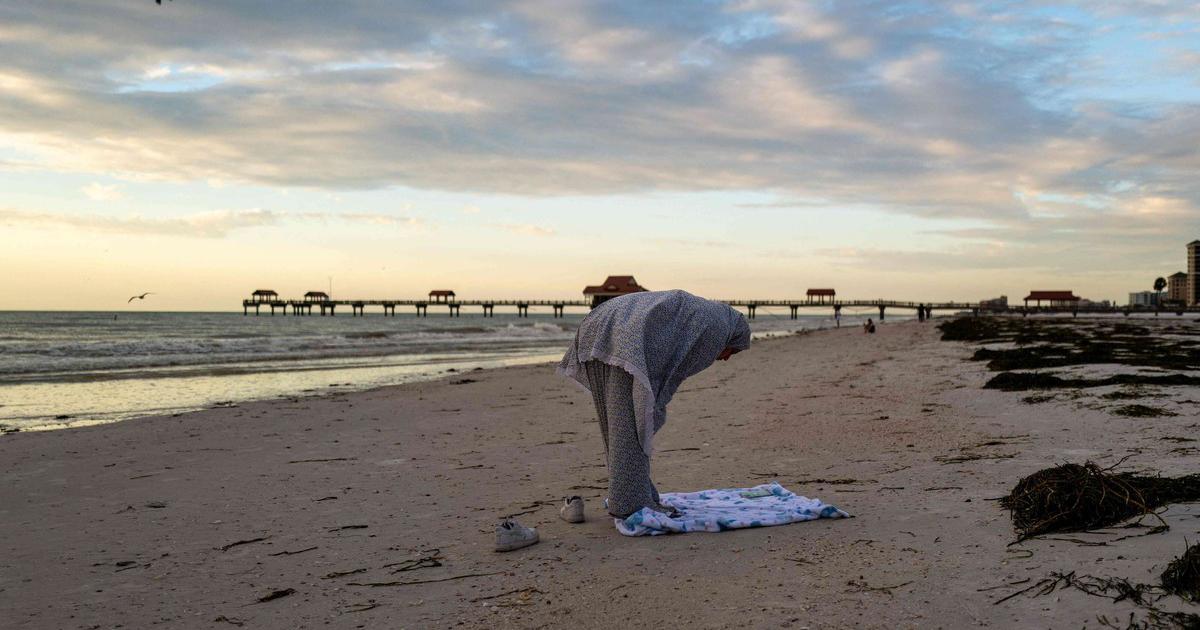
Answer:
[
  {"xmin": 1113, "ymin": 405, "xmax": 1179, "ymax": 418},
  {"xmin": 1000, "ymin": 462, "xmax": 1200, "ymax": 539},
  {"xmin": 985, "ymin": 372, "xmax": 1200, "ymax": 392},
  {"xmin": 1161, "ymin": 544, "xmax": 1200, "ymax": 602}
]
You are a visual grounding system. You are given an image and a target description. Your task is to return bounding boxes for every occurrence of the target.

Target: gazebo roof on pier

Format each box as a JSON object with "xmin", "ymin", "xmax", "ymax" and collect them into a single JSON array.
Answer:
[
  {"xmin": 1024, "ymin": 290, "xmax": 1079, "ymax": 301},
  {"xmin": 252, "ymin": 289, "xmax": 277, "ymax": 295},
  {"xmin": 583, "ymin": 275, "xmax": 647, "ymax": 296},
  {"xmin": 806, "ymin": 288, "xmax": 836, "ymax": 296},
  {"xmin": 429, "ymin": 289, "xmax": 456, "ymax": 296},
  {"xmin": 304, "ymin": 291, "xmax": 329, "ymax": 299}
]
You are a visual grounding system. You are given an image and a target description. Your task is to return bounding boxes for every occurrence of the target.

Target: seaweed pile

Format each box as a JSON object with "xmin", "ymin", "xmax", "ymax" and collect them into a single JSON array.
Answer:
[
  {"xmin": 938, "ymin": 316, "xmax": 1200, "ymax": 396},
  {"xmin": 1162, "ymin": 544, "xmax": 1200, "ymax": 602},
  {"xmin": 1001, "ymin": 462, "xmax": 1200, "ymax": 539},
  {"xmin": 985, "ymin": 372, "xmax": 1200, "ymax": 392}
]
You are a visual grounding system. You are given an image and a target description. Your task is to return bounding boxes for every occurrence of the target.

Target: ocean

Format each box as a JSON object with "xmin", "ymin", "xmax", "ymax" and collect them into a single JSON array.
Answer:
[{"xmin": 0, "ymin": 308, "xmax": 889, "ymax": 431}]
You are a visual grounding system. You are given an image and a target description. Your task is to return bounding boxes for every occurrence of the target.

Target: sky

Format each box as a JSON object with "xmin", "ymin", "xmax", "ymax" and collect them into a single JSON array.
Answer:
[{"xmin": 1, "ymin": 1, "xmax": 1199, "ymax": 310}]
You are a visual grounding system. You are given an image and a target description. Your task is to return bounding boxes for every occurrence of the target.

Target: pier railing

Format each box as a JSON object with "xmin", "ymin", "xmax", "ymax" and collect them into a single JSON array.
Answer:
[
  {"xmin": 242, "ymin": 294, "xmax": 1200, "ymax": 319},
  {"xmin": 241, "ymin": 295, "xmax": 989, "ymax": 318}
]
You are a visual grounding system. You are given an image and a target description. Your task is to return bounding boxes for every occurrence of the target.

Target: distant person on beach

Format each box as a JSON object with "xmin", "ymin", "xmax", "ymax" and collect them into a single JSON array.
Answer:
[
  {"xmin": 917, "ymin": 304, "xmax": 925, "ymax": 322},
  {"xmin": 558, "ymin": 290, "xmax": 752, "ymax": 519},
  {"xmin": 863, "ymin": 318, "xmax": 876, "ymax": 334}
]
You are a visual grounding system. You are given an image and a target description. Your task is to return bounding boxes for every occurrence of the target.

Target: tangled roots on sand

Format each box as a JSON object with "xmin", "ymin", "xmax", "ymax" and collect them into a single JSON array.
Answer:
[{"xmin": 1000, "ymin": 463, "xmax": 1200, "ymax": 539}]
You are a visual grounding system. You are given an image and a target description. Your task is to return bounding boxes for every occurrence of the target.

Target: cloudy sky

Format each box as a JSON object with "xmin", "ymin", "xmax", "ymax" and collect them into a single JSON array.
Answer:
[{"xmin": 2, "ymin": 1, "xmax": 1198, "ymax": 310}]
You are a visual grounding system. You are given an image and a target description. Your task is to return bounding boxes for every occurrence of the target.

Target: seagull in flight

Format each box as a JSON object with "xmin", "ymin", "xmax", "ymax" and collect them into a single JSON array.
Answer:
[{"xmin": 128, "ymin": 292, "xmax": 154, "ymax": 303}]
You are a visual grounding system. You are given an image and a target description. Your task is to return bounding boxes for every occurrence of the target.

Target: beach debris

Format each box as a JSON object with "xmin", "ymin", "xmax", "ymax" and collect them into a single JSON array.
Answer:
[
  {"xmin": 268, "ymin": 546, "xmax": 318, "ymax": 556},
  {"xmin": 450, "ymin": 378, "xmax": 478, "ymax": 385},
  {"xmin": 144, "ymin": 501, "xmax": 168, "ymax": 508},
  {"xmin": 993, "ymin": 570, "xmax": 1200, "ymax": 629},
  {"xmin": 384, "ymin": 550, "xmax": 443, "ymax": 573},
  {"xmin": 1000, "ymin": 462, "xmax": 1200, "ymax": 539},
  {"xmin": 1161, "ymin": 543, "xmax": 1200, "ymax": 602},
  {"xmin": 977, "ymin": 578, "xmax": 1032, "ymax": 593},
  {"xmin": 313, "ymin": 496, "xmax": 338, "ymax": 501},
  {"xmin": 470, "ymin": 587, "xmax": 544, "ymax": 603},
  {"xmin": 794, "ymin": 478, "xmax": 873, "ymax": 485},
  {"xmin": 288, "ymin": 457, "xmax": 356, "ymax": 464},
  {"xmin": 327, "ymin": 524, "xmax": 369, "ymax": 532},
  {"xmin": 213, "ymin": 615, "xmax": 245, "ymax": 626},
  {"xmin": 255, "ymin": 588, "xmax": 296, "ymax": 603},
  {"xmin": 934, "ymin": 452, "xmax": 1015, "ymax": 464},
  {"xmin": 846, "ymin": 578, "xmax": 913, "ymax": 596},
  {"xmin": 218, "ymin": 536, "xmax": 270, "ymax": 552},
  {"xmin": 1113, "ymin": 404, "xmax": 1178, "ymax": 418},
  {"xmin": 348, "ymin": 570, "xmax": 504, "ymax": 587},
  {"xmin": 340, "ymin": 601, "xmax": 380, "ymax": 613},
  {"xmin": 322, "ymin": 567, "xmax": 368, "ymax": 579},
  {"xmin": 992, "ymin": 571, "xmax": 1156, "ymax": 606}
]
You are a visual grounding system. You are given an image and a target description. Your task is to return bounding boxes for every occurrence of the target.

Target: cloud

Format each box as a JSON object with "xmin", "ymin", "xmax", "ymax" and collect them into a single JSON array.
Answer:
[
  {"xmin": 82, "ymin": 182, "xmax": 123, "ymax": 201},
  {"xmin": 494, "ymin": 223, "xmax": 555, "ymax": 237},
  {"xmin": 0, "ymin": 208, "xmax": 424, "ymax": 238},
  {"xmin": 0, "ymin": 0, "xmax": 1197, "ymax": 254}
]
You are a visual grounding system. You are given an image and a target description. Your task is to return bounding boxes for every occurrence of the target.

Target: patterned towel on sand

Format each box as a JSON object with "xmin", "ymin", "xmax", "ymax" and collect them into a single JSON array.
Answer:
[{"xmin": 614, "ymin": 482, "xmax": 850, "ymax": 536}]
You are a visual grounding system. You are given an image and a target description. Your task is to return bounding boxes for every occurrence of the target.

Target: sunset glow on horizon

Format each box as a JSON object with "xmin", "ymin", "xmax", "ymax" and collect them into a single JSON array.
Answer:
[{"xmin": 2, "ymin": 1, "xmax": 1199, "ymax": 310}]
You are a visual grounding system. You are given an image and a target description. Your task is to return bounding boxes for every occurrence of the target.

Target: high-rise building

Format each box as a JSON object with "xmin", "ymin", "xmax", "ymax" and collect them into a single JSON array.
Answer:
[
  {"xmin": 1190, "ymin": 241, "xmax": 1200, "ymax": 306},
  {"xmin": 1129, "ymin": 291, "xmax": 1159, "ymax": 307},
  {"xmin": 1168, "ymin": 271, "xmax": 1188, "ymax": 304}
]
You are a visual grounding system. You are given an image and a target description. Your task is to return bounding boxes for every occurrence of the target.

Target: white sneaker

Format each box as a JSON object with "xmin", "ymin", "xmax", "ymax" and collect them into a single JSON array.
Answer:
[
  {"xmin": 559, "ymin": 496, "xmax": 585, "ymax": 523},
  {"xmin": 495, "ymin": 519, "xmax": 539, "ymax": 552}
]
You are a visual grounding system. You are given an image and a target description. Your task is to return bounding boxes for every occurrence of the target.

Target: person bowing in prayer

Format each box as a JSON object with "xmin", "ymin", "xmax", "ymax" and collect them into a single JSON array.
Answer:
[{"xmin": 557, "ymin": 290, "xmax": 752, "ymax": 520}]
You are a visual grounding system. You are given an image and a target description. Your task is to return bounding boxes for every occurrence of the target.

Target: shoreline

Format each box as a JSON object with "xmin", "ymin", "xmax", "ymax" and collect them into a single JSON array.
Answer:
[
  {"xmin": 4, "ymin": 320, "xmax": 1198, "ymax": 628},
  {"xmin": 0, "ymin": 321, "xmax": 844, "ymax": 434}
]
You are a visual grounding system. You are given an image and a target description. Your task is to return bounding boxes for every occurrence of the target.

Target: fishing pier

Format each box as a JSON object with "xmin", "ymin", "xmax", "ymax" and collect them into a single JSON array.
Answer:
[
  {"xmin": 243, "ymin": 289, "xmax": 979, "ymax": 319},
  {"xmin": 243, "ymin": 277, "xmax": 1200, "ymax": 319}
]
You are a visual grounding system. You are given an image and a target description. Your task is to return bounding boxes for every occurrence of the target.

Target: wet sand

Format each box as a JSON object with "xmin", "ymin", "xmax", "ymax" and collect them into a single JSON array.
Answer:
[{"xmin": 2, "ymin": 320, "xmax": 1198, "ymax": 629}]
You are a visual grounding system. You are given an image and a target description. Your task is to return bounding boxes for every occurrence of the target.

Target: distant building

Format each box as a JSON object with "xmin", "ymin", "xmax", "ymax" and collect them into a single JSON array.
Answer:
[
  {"xmin": 429, "ymin": 290, "xmax": 456, "ymax": 303},
  {"xmin": 1080, "ymin": 298, "xmax": 1112, "ymax": 309},
  {"xmin": 250, "ymin": 289, "xmax": 278, "ymax": 304},
  {"xmin": 1024, "ymin": 291, "xmax": 1080, "ymax": 308},
  {"xmin": 981, "ymin": 295, "xmax": 1008, "ymax": 309},
  {"xmin": 583, "ymin": 275, "xmax": 648, "ymax": 307},
  {"xmin": 805, "ymin": 288, "xmax": 836, "ymax": 304},
  {"xmin": 1168, "ymin": 272, "xmax": 1188, "ymax": 304},
  {"xmin": 1128, "ymin": 291, "xmax": 1159, "ymax": 307},
  {"xmin": 1189, "ymin": 241, "xmax": 1200, "ymax": 306}
]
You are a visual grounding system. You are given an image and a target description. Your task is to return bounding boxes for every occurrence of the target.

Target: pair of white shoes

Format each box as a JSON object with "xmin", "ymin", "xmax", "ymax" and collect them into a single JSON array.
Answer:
[{"xmin": 494, "ymin": 496, "xmax": 586, "ymax": 552}]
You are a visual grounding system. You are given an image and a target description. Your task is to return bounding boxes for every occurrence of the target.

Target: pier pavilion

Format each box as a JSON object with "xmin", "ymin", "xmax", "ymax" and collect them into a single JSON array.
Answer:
[
  {"xmin": 1023, "ymin": 291, "xmax": 1080, "ymax": 309},
  {"xmin": 582, "ymin": 275, "xmax": 648, "ymax": 307},
  {"xmin": 806, "ymin": 288, "xmax": 836, "ymax": 304}
]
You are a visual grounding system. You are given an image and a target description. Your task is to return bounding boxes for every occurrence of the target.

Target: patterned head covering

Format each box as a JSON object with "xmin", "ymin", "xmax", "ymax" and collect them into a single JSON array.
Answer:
[{"xmin": 558, "ymin": 289, "xmax": 752, "ymax": 455}]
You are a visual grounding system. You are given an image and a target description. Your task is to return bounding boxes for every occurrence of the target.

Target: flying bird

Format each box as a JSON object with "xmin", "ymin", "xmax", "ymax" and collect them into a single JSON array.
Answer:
[{"xmin": 128, "ymin": 292, "xmax": 154, "ymax": 303}]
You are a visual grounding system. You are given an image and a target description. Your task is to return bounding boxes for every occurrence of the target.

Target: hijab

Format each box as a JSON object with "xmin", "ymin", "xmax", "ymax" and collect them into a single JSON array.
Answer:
[{"xmin": 558, "ymin": 289, "xmax": 752, "ymax": 455}]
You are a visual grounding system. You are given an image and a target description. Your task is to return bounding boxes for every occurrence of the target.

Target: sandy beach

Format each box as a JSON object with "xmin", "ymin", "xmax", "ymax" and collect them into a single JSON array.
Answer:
[{"xmin": 3, "ymin": 319, "xmax": 1199, "ymax": 629}]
